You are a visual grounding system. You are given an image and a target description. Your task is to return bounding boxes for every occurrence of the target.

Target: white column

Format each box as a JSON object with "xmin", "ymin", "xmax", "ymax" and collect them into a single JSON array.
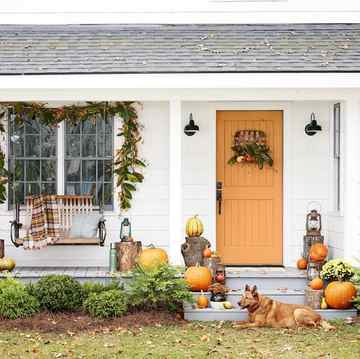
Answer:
[
  {"xmin": 343, "ymin": 98, "xmax": 360, "ymax": 263},
  {"xmin": 169, "ymin": 99, "xmax": 183, "ymax": 265}
]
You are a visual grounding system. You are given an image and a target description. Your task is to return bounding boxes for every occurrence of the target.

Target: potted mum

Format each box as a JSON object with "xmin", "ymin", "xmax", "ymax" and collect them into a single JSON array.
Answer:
[{"xmin": 320, "ymin": 259, "xmax": 357, "ymax": 309}]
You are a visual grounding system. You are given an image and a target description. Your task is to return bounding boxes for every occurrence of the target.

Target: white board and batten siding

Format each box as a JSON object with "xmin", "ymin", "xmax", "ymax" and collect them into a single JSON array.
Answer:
[{"xmin": 0, "ymin": 100, "xmax": 345, "ymax": 267}]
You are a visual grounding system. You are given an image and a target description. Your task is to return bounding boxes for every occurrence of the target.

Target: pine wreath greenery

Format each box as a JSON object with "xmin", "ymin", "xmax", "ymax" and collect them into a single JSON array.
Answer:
[
  {"xmin": 228, "ymin": 142, "xmax": 273, "ymax": 169},
  {"xmin": 0, "ymin": 101, "xmax": 145, "ymax": 211}
]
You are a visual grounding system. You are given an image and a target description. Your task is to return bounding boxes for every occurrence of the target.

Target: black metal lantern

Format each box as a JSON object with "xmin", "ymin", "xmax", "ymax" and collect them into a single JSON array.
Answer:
[
  {"xmin": 120, "ymin": 218, "xmax": 132, "ymax": 242},
  {"xmin": 305, "ymin": 113, "xmax": 322, "ymax": 136},
  {"xmin": 184, "ymin": 113, "xmax": 199, "ymax": 136}
]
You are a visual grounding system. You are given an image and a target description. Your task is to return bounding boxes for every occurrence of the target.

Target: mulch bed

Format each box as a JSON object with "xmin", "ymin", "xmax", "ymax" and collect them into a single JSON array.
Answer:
[{"xmin": 0, "ymin": 311, "xmax": 185, "ymax": 334}]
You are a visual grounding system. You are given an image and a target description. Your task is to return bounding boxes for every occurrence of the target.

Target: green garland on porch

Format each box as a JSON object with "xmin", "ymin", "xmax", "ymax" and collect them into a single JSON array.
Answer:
[{"xmin": 0, "ymin": 101, "xmax": 145, "ymax": 211}]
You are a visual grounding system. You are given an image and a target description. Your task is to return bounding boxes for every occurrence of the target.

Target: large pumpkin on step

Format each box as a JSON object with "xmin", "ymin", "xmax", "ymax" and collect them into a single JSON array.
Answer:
[
  {"xmin": 184, "ymin": 265, "xmax": 212, "ymax": 291},
  {"xmin": 309, "ymin": 243, "xmax": 328, "ymax": 262},
  {"xmin": 0, "ymin": 257, "xmax": 16, "ymax": 272},
  {"xmin": 186, "ymin": 215, "xmax": 204, "ymax": 237},
  {"xmin": 324, "ymin": 281, "xmax": 357, "ymax": 309},
  {"xmin": 137, "ymin": 246, "xmax": 168, "ymax": 271}
]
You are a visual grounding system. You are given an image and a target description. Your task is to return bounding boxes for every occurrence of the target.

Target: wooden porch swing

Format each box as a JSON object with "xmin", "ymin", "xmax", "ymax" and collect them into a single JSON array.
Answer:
[{"xmin": 10, "ymin": 195, "xmax": 106, "ymax": 247}]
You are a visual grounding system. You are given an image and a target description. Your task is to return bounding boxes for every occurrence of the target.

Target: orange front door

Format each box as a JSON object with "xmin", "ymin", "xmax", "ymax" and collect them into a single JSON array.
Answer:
[{"xmin": 216, "ymin": 111, "xmax": 283, "ymax": 265}]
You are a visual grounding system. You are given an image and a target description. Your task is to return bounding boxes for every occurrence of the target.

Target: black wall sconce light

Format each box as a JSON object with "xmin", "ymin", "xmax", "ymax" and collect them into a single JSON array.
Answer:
[
  {"xmin": 305, "ymin": 113, "xmax": 322, "ymax": 136},
  {"xmin": 184, "ymin": 113, "xmax": 199, "ymax": 136}
]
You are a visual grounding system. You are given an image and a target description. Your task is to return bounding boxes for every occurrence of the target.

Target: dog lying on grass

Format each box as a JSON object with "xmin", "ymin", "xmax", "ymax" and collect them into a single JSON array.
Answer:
[{"xmin": 237, "ymin": 285, "xmax": 334, "ymax": 330}]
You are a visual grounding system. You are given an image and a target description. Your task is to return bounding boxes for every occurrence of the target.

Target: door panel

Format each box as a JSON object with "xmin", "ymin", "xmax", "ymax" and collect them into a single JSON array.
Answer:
[{"xmin": 216, "ymin": 111, "xmax": 283, "ymax": 265}]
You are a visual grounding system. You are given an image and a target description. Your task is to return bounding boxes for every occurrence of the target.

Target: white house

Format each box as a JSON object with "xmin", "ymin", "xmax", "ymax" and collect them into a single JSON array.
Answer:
[{"xmin": 0, "ymin": 4, "xmax": 360, "ymax": 270}]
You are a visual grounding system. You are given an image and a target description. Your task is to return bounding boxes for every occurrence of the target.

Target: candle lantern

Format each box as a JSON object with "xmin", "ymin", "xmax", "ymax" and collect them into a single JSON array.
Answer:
[
  {"xmin": 120, "ymin": 218, "xmax": 132, "ymax": 242},
  {"xmin": 303, "ymin": 210, "xmax": 324, "ymax": 261}
]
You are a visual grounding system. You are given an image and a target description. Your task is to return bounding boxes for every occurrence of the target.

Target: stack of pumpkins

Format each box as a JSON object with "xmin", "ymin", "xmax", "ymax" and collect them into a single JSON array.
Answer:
[{"xmin": 300, "ymin": 244, "xmax": 357, "ymax": 310}]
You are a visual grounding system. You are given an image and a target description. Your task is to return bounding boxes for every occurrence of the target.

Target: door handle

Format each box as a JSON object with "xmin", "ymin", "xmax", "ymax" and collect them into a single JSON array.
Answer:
[{"xmin": 216, "ymin": 181, "xmax": 223, "ymax": 215}]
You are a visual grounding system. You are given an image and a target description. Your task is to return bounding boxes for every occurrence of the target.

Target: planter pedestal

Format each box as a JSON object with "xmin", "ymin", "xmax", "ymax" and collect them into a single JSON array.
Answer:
[
  {"xmin": 305, "ymin": 287, "xmax": 324, "ymax": 309},
  {"xmin": 115, "ymin": 241, "xmax": 142, "ymax": 272}
]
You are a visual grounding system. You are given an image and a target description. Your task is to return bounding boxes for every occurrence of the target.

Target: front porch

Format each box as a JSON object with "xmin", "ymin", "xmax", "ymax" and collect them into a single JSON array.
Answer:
[{"xmin": 0, "ymin": 95, "xmax": 358, "ymax": 268}]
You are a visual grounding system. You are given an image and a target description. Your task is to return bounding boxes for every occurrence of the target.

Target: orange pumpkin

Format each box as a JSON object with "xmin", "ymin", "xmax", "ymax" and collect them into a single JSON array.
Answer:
[
  {"xmin": 297, "ymin": 258, "xmax": 308, "ymax": 270},
  {"xmin": 324, "ymin": 281, "xmax": 357, "ymax": 309},
  {"xmin": 197, "ymin": 291, "xmax": 209, "ymax": 309},
  {"xmin": 184, "ymin": 265, "xmax": 212, "ymax": 292},
  {"xmin": 309, "ymin": 277, "xmax": 324, "ymax": 290},
  {"xmin": 137, "ymin": 246, "xmax": 168, "ymax": 271},
  {"xmin": 309, "ymin": 243, "xmax": 328, "ymax": 262},
  {"xmin": 203, "ymin": 247, "xmax": 212, "ymax": 258}
]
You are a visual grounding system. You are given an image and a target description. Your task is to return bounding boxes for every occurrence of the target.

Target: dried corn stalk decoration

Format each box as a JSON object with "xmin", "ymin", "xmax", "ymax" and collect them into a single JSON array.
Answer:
[{"xmin": 228, "ymin": 129, "xmax": 273, "ymax": 169}]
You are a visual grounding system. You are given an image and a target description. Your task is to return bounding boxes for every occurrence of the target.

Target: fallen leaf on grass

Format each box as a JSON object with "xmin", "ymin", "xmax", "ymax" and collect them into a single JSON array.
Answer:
[{"xmin": 201, "ymin": 335, "xmax": 210, "ymax": 342}]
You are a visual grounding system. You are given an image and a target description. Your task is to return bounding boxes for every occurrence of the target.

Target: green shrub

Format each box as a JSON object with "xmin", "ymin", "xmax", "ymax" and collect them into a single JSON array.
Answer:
[
  {"xmin": 0, "ymin": 278, "xmax": 40, "ymax": 319},
  {"xmin": 34, "ymin": 275, "xmax": 83, "ymax": 312},
  {"xmin": 82, "ymin": 280, "xmax": 123, "ymax": 301},
  {"xmin": 83, "ymin": 289, "xmax": 128, "ymax": 318},
  {"xmin": 128, "ymin": 264, "xmax": 194, "ymax": 312},
  {"xmin": 320, "ymin": 259, "xmax": 355, "ymax": 282}
]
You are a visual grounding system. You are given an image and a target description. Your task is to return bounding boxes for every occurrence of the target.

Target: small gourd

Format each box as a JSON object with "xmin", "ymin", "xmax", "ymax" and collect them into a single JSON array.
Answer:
[
  {"xmin": 321, "ymin": 297, "xmax": 328, "ymax": 310},
  {"xmin": 203, "ymin": 247, "xmax": 212, "ymax": 258},
  {"xmin": 186, "ymin": 215, "xmax": 204, "ymax": 237},
  {"xmin": 197, "ymin": 291, "xmax": 209, "ymax": 309}
]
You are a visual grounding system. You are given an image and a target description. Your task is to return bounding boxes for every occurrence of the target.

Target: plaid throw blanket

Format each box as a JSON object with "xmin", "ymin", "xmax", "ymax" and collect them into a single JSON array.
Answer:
[{"xmin": 23, "ymin": 195, "xmax": 62, "ymax": 250}]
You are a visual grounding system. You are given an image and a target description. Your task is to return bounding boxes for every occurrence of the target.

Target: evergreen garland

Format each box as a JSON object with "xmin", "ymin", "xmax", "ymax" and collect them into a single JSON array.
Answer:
[{"xmin": 0, "ymin": 101, "xmax": 145, "ymax": 211}]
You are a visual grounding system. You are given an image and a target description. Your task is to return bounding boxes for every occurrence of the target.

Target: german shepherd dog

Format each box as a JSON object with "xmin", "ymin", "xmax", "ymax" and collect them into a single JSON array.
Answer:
[{"xmin": 237, "ymin": 285, "xmax": 333, "ymax": 329}]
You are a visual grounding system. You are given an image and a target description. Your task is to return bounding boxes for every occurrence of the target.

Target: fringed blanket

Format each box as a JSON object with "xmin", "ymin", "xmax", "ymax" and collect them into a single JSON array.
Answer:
[{"xmin": 23, "ymin": 195, "xmax": 61, "ymax": 249}]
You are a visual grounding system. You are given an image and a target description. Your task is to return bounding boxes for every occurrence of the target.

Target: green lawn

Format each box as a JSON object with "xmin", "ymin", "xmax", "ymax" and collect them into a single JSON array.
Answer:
[{"xmin": 0, "ymin": 321, "xmax": 359, "ymax": 358}]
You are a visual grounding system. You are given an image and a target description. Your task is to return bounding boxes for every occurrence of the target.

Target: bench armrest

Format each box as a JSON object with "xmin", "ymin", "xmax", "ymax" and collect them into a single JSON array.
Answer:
[
  {"xmin": 98, "ymin": 219, "xmax": 106, "ymax": 247},
  {"xmin": 10, "ymin": 220, "xmax": 23, "ymax": 247}
]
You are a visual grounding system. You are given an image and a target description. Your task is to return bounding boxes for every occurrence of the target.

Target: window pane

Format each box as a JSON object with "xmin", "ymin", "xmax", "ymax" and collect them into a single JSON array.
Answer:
[
  {"xmin": 66, "ymin": 122, "xmax": 81, "ymax": 134},
  {"xmin": 42, "ymin": 160, "xmax": 57, "ymax": 181},
  {"xmin": 10, "ymin": 137, "xmax": 24, "ymax": 157},
  {"xmin": 82, "ymin": 119, "xmax": 96, "ymax": 134},
  {"xmin": 25, "ymin": 120, "xmax": 40, "ymax": 134},
  {"xmin": 66, "ymin": 182, "xmax": 80, "ymax": 195},
  {"xmin": 25, "ymin": 182, "xmax": 40, "ymax": 196},
  {"xmin": 65, "ymin": 160, "xmax": 81, "ymax": 181},
  {"xmin": 82, "ymin": 135, "xmax": 96, "ymax": 157},
  {"xmin": 82, "ymin": 182, "xmax": 96, "ymax": 196},
  {"xmin": 25, "ymin": 135, "xmax": 40, "ymax": 157},
  {"xmin": 103, "ymin": 183, "xmax": 113, "ymax": 205},
  {"xmin": 82, "ymin": 160, "xmax": 96, "ymax": 181},
  {"xmin": 104, "ymin": 133, "xmax": 112, "ymax": 157},
  {"xmin": 97, "ymin": 134, "xmax": 104, "ymax": 157},
  {"xmin": 41, "ymin": 127, "xmax": 57, "ymax": 157},
  {"xmin": 41, "ymin": 182, "xmax": 56, "ymax": 194},
  {"xmin": 104, "ymin": 160, "xmax": 112, "ymax": 181},
  {"xmin": 9, "ymin": 183, "xmax": 24, "ymax": 205},
  {"xmin": 66, "ymin": 135, "xmax": 81, "ymax": 157},
  {"xmin": 26, "ymin": 160, "xmax": 40, "ymax": 181},
  {"xmin": 9, "ymin": 159, "xmax": 24, "ymax": 181}
]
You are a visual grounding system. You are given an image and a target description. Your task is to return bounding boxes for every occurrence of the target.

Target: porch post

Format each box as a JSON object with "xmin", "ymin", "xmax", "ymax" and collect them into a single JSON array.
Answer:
[
  {"xmin": 343, "ymin": 98, "xmax": 360, "ymax": 263},
  {"xmin": 169, "ymin": 98, "xmax": 183, "ymax": 265}
]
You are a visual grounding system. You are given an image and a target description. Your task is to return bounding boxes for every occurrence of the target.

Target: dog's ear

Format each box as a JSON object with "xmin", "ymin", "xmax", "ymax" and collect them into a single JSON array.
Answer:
[
  {"xmin": 251, "ymin": 285, "xmax": 258, "ymax": 294},
  {"xmin": 245, "ymin": 284, "xmax": 250, "ymax": 292}
]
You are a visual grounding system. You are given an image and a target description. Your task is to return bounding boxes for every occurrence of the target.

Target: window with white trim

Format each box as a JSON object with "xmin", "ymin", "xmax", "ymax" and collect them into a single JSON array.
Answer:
[{"xmin": 8, "ymin": 114, "xmax": 114, "ymax": 209}]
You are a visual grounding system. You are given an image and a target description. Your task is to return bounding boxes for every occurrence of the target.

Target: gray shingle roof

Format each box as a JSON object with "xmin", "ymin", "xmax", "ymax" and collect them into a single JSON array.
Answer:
[{"xmin": 0, "ymin": 24, "xmax": 360, "ymax": 74}]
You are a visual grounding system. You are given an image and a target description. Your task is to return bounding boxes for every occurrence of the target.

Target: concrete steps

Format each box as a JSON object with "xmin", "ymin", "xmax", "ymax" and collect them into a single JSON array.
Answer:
[
  {"xmin": 184, "ymin": 267, "xmax": 358, "ymax": 321},
  {"xmin": 184, "ymin": 307, "xmax": 358, "ymax": 321}
]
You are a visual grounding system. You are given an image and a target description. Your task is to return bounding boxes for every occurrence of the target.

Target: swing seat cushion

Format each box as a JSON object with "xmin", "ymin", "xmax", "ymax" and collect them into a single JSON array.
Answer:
[{"xmin": 69, "ymin": 213, "xmax": 103, "ymax": 239}]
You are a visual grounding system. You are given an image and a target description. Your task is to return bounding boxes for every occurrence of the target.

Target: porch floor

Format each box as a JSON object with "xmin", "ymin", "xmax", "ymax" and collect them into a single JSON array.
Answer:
[{"xmin": 1, "ymin": 266, "xmax": 306, "ymax": 279}]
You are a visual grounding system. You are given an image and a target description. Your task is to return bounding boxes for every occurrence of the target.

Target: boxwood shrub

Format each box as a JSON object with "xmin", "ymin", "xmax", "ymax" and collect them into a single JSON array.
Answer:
[
  {"xmin": 83, "ymin": 289, "xmax": 128, "ymax": 318},
  {"xmin": 0, "ymin": 278, "xmax": 40, "ymax": 319},
  {"xmin": 81, "ymin": 280, "xmax": 123, "ymax": 301},
  {"xmin": 34, "ymin": 275, "xmax": 83, "ymax": 312}
]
